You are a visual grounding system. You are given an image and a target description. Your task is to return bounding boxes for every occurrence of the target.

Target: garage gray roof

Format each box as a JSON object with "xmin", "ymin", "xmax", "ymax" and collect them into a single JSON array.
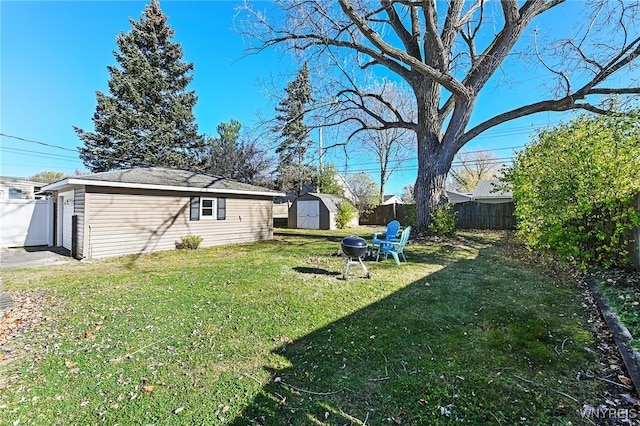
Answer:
[
  {"xmin": 42, "ymin": 167, "xmax": 284, "ymax": 197},
  {"xmin": 473, "ymin": 179, "xmax": 512, "ymax": 199}
]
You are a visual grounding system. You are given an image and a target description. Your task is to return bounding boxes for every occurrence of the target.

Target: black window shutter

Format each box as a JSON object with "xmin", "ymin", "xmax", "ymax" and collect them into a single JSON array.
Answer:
[
  {"xmin": 217, "ymin": 198, "xmax": 226, "ymax": 220},
  {"xmin": 190, "ymin": 197, "xmax": 200, "ymax": 221}
]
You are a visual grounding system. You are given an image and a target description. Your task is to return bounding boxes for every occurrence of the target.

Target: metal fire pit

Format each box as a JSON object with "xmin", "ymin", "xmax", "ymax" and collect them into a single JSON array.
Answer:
[{"xmin": 341, "ymin": 235, "xmax": 371, "ymax": 279}]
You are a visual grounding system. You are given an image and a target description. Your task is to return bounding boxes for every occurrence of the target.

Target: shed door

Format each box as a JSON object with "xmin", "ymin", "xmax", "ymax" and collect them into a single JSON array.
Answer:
[
  {"xmin": 297, "ymin": 200, "xmax": 319, "ymax": 229},
  {"xmin": 62, "ymin": 193, "xmax": 74, "ymax": 250}
]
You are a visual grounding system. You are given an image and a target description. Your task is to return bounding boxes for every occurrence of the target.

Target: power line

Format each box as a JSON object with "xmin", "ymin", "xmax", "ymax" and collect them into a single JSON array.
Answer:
[
  {"xmin": 0, "ymin": 128, "xmax": 521, "ymax": 181},
  {"xmin": 3, "ymin": 162, "xmax": 81, "ymax": 174},
  {"xmin": 330, "ymin": 148, "xmax": 520, "ymax": 171},
  {"xmin": 1, "ymin": 146, "xmax": 80, "ymax": 162},
  {"xmin": 2, "ymin": 128, "xmax": 523, "ymax": 163},
  {"xmin": 0, "ymin": 133, "xmax": 79, "ymax": 153},
  {"xmin": 1, "ymin": 133, "xmax": 180, "ymax": 171},
  {"xmin": 339, "ymin": 157, "xmax": 514, "ymax": 176}
]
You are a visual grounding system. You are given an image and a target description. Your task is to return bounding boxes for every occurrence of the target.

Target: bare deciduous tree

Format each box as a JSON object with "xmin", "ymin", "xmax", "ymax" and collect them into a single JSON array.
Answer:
[
  {"xmin": 237, "ymin": 0, "xmax": 640, "ymax": 228},
  {"xmin": 401, "ymin": 183, "xmax": 415, "ymax": 204},
  {"xmin": 346, "ymin": 172, "xmax": 380, "ymax": 214},
  {"xmin": 448, "ymin": 150, "xmax": 502, "ymax": 192},
  {"xmin": 352, "ymin": 80, "xmax": 417, "ymax": 201}
]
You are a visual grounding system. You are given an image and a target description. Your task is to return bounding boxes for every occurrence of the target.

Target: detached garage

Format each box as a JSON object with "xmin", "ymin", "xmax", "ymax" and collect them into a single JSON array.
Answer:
[
  {"xmin": 41, "ymin": 167, "xmax": 284, "ymax": 259},
  {"xmin": 288, "ymin": 193, "xmax": 358, "ymax": 230}
]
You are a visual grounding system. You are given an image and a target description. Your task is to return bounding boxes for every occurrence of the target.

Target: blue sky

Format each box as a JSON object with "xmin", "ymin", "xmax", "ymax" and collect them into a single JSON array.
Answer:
[
  {"xmin": 2, "ymin": 1, "xmax": 292, "ymax": 175},
  {"xmin": 0, "ymin": 1, "xmax": 605, "ymax": 195}
]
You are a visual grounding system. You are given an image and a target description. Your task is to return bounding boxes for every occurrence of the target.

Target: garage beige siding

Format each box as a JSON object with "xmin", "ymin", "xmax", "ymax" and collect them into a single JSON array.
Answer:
[{"xmin": 83, "ymin": 187, "xmax": 273, "ymax": 259}]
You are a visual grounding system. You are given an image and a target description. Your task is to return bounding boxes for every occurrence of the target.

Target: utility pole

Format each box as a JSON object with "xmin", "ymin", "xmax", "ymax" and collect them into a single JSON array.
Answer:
[{"xmin": 318, "ymin": 126, "xmax": 323, "ymax": 193}]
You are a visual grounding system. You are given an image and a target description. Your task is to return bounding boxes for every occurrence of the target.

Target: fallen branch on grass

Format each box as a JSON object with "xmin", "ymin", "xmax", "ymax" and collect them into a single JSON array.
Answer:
[
  {"xmin": 583, "ymin": 373, "xmax": 634, "ymax": 390},
  {"xmin": 243, "ymin": 373, "xmax": 263, "ymax": 385},
  {"xmin": 368, "ymin": 376, "xmax": 390, "ymax": 382},
  {"xmin": 109, "ymin": 335, "xmax": 175, "ymax": 363},
  {"xmin": 337, "ymin": 408, "xmax": 369, "ymax": 425},
  {"xmin": 514, "ymin": 375, "xmax": 579, "ymax": 403},
  {"xmin": 277, "ymin": 378, "xmax": 344, "ymax": 396}
]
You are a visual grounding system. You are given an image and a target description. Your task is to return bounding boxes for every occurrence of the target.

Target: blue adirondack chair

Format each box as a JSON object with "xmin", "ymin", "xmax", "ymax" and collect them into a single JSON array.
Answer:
[
  {"xmin": 377, "ymin": 226, "xmax": 411, "ymax": 265},
  {"xmin": 371, "ymin": 220, "xmax": 400, "ymax": 253}
]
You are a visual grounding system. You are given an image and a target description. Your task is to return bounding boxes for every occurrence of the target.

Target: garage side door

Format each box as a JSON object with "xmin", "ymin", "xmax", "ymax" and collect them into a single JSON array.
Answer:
[
  {"xmin": 62, "ymin": 194, "xmax": 74, "ymax": 250},
  {"xmin": 297, "ymin": 200, "xmax": 319, "ymax": 230}
]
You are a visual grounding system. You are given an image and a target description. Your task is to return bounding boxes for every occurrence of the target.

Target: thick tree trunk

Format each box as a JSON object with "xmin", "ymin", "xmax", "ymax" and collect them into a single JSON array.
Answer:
[
  {"xmin": 414, "ymin": 136, "xmax": 454, "ymax": 230},
  {"xmin": 413, "ymin": 85, "xmax": 456, "ymax": 230},
  {"xmin": 414, "ymin": 79, "xmax": 456, "ymax": 230}
]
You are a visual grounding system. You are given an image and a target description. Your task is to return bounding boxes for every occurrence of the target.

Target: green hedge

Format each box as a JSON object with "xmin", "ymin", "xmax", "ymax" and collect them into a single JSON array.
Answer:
[{"xmin": 504, "ymin": 111, "xmax": 640, "ymax": 269}]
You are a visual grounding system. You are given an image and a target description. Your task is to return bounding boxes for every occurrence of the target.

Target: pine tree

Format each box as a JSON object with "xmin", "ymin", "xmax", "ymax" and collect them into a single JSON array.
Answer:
[
  {"xmin": 205, "ymin": 120, "xmax": 243, "ymax": 179},
  {"xmin": 203, "ymin": 119, "xmax": 272, "ymax": 185},
  {"xmin": 274, "ymin": 62, "xmax": 313, "ymax": 195},
  {"xmin": 74, "ymin": 0, "xmax": 203, "ymax": 172}
]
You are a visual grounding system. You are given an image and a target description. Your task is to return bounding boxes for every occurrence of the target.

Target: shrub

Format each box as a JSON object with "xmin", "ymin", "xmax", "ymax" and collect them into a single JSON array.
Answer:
[
  {"xmin": 336, "ymin": 201, "xmax": 357, "ymax": 229},
  {"xmin": 401, "ymin": 204, "xmax": 416, "ymax": 227},
  {"xmin": 178, "ymin": 235, "xmax": 203, "ymax": 250},
  {"xmin": 428, "ymin": 204, "xmax": 457, "ymax": 236},
  {"xmin": 504, "ymin": 111, "xmax": 640, "ymax": 269}
]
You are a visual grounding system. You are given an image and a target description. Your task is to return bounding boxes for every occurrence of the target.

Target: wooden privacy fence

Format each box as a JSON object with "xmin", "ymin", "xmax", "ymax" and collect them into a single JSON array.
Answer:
[
  {"xmin": 360, "ymin": 204, "xmax": 409, "ymax": 226},
  {"xmin": 273, "ymin": 203, "xmax": 289, "ymax": 228},
  {"xmin": 452, "ymin": 201, "xmax": 515, "ymax": 230},
  {"xmin": 361, "ymin": 201, "xmax": 516, "ymax": 230}
]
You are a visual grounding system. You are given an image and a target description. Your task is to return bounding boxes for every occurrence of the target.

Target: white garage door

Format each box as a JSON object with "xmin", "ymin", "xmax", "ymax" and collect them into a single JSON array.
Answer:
[{"xmin": 297, "ymin": 200, "xmax": 319, "ymax": 229}]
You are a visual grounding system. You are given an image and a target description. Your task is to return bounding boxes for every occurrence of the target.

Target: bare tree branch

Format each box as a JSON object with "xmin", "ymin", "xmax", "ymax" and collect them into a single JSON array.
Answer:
[
  {"xmin": 235, "ymin": 0, "xmax": 640, "ymax": 229},
  {"xmin": 337, "ymin": 0, "xmax": 470, "ymax": 98},
  {"xmin": 534, "ymin": 28, "xmax": 572, "ymax": 94},
  {"xmin": 380, "ymin": 1, "xmax": 421, "ymax": 61}
]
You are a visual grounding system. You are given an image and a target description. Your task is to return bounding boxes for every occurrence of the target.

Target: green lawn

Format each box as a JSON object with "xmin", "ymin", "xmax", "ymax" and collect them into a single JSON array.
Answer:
[
  {"xmin": 0, "ymin": 229, "xmax": 615, "ymax": 424},
  {"xmin": 594, "ymin": 269, "xmax": 640, "ymax": 353}
]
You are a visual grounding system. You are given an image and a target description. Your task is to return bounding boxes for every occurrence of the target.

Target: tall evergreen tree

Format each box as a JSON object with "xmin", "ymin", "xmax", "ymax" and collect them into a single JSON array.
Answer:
[
  {"xmin": 205, "ymin": 119, "xmax": 243, "ymax": 179},
  {"xmin": 75, "ymin": 0, "xmax": 203, "ymax": 172},
  {"xmin": 274, "ymin": 63, "xmax": 313, "ymax": 195},
  {"xmin": 203, "ymin": 119, "xmax": 273, "ymax": 185}
]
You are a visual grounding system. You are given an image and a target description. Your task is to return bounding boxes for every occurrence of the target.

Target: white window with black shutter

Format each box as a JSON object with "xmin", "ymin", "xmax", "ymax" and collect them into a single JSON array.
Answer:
[
  {"xmin": 190, "ymin": 197, "xmax": 226, "ymax": 221},
  {"xmin": 217, "ymin": 198, "xmax": 226, "ymax": 220},
  {"xmin": 201, "ymin": 198, "xmax": 216, "ymax": 219}
]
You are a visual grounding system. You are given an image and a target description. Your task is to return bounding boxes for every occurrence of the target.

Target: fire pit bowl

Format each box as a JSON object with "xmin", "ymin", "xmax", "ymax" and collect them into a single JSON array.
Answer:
[
  {"xmin": 341, "ymin": 235, "xmax": 371, "ymax": 279},
  {"xmin": 341, "ymin": 235, "xmax": 368, "ymax": 258}
]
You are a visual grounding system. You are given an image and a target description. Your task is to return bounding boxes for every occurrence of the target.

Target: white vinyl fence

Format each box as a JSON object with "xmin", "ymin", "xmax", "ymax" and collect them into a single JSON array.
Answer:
[{"xmin": 0, "ymin": 199, "xmax": 54, "ymax": 247}]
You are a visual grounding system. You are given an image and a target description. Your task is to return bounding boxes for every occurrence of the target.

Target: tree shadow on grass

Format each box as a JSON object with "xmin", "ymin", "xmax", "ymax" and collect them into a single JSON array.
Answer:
[
  {"xmin": 230, "ymin": 276, "xmax": 474, "ymax": 425},
  {"xmin": 274, "ymin": 231, "xmax": 346, "ymax": 244},
  {"xmin": 292, "ymin": 266, "xmax": 342, "ymax": 276},
  {"xmin": 230, "ymin": 233, "xmax": 591, "ymax": 425}
]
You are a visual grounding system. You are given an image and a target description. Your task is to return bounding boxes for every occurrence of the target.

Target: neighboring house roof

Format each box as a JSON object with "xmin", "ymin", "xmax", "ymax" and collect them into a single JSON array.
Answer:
[
  {"xmin": 334, "ymin": 174, "xmax": 357, "ymax": 203},
  {"xmin": 446, "ymin": 190, "xmax": 473, "ymax": 204},
  {"xmin": 472, "ymin": 179, "xmax": 512, "ymax": 201},
  {"xmin": 41, "ymin": 167, "xmax": 285, "ymax": 197},
  {"xmin": 0, "ymin": 176, "xmax": 48, "ymax": 199},
  {"xmin": 382, "ymin": 195, "xmax": 404, "ymax": 205},
  {"xmin": 276, "ymin": 183, "xmax": 317, "ymax": 204}
]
